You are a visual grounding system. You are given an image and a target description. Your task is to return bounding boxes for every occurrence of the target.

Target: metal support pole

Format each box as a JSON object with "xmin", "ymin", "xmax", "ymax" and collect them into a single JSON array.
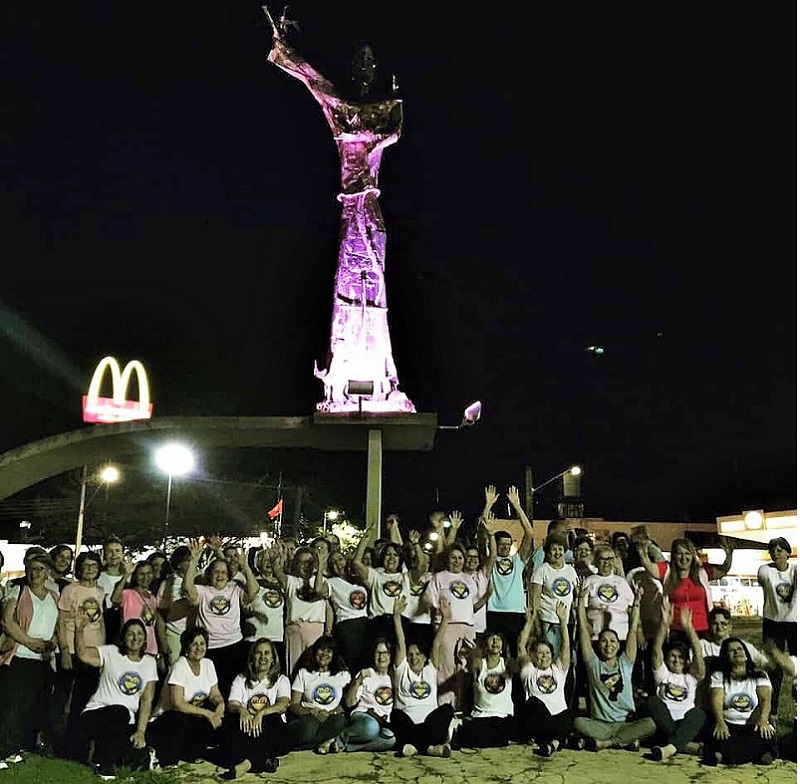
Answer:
[
  {"xmin": 75, "ymin": 464, "xmax": 88, "ymax": 554},
  {"xmin": 524, "ymin": 466, "xmax": 533, "ymax": 521},
  {"xmin": 163, "ymin": 473, "xmax": 173, "ymax": 548},
  {"xmin": 366, "ymin": 429, "xmax": 383, "ymax": 539}
]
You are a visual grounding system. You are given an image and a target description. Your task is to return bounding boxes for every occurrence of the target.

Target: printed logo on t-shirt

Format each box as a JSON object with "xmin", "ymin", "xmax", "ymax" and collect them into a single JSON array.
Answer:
[
  {"xmin": 248, "ymin": 693, "xmax": 270, "ymax": 712},
  {"xmin": 349, "ymin": 590, "xmax": 367, "ymax": 610},
  {"xmin": 141, "ymin": 605, "xmax": 156, "ymax": 626},
  {"xmin": 536, "ymin": 673, "xmax": 557, "ymax": 694},
  {"xmin": 264, "ymin": 589, "xmax": 283, "ymax": 609},
  {"xmin": 729, "ymin": 692, "xmax": 756, "ymax": 713},
  {"xmin": 118, "ymin": 671, "xmax": 143, "ymax": 695},
  {"xmin": 410, "ymin": 680, "xmax": 432, "ymax": 700},
  {"xmin": 381, "ymin": 581, "xmax": 403, "ymax": 598},
  {"xmin": 484, "ymin": 672, "xmax": 506, "ymax": 694},
  {"xmin": 209, "ymin": 595, "xmax": 231, "ymax": 615},
  {"xmin": 495, "ymin": 558, "xmax": 513, "ymax": 577},
  {"xmin": 600, "ymin": 671, "xmax": 623, "ymax": 701},
  {"xmin": 550, "ymin": 577, "xmax": 572, "ymax": 598},
  {"xmin": 374, "ymin": 685, "xmax": 394, "ymax": 705},
  {"xmin": 776, "ymin": 582, "xmax": 794, "ymax": 602},
  {"xmin": 81, "ymin": 597, "xmax": 102, "ymax": 623},
  {"xmin": 663, "ymin": 681, "xmax": 689, "ymax": 702},
  {"xmin": 190, "ymin": 690, "xmax": 208, "ymax": 706},
  {"xmin": 597, "ymin": 583, "xmax": 619, "ymax": 603},
  {"xmin": 449, "ymin": 580, "xmax": 470, "ymax": 600},
  {"xmin": 312, "ymin": 683, "xmax": 336, "ymax": 705},
  {"xmin": 409, "ymin": 581, "xmax": 427, "ymax": 597}
]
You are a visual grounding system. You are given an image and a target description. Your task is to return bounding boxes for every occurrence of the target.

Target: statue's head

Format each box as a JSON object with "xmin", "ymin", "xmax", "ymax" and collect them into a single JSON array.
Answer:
[{"xmin": 348, "ymin": 42, "xmax": 377, "ymax": 99}]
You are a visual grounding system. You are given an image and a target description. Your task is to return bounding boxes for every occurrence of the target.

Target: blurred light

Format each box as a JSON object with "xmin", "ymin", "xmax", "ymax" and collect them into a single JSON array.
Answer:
[
  {"xmin": 19, "ymin": 520, "xmax": 31, "ymax": 530},
  {"xmin": 429, "ymin": 532, "xmax": 439, "ymax": 541},
  {"xmin": 155, "ymin": 443, "xmax": 195, "ymax": 477},
  {"xmin": 569, "ymin": 466, "xmax": 582, "ymax": 476},
  {"xmin": 100, "ymin": 465, "xmax": 120, "ymax": 484},
  {"xmin": 744, "ymin": 510, "xmax": 765, "ymax": 530}
]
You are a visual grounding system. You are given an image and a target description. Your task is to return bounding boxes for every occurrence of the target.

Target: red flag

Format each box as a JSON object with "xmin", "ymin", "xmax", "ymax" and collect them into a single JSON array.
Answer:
[{"xmin": 267, "ymin": 499, "xmax": 283, "ymax": 520}]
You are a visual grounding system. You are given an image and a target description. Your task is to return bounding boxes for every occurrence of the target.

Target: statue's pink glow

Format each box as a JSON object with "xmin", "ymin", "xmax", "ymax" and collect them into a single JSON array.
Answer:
[{"xmin": 267, "ymin": 18, "xmax": 416, "ymax": 415}]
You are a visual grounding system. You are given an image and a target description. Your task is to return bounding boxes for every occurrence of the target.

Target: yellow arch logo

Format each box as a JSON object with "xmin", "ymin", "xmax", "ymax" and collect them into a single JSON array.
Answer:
[{"xmin": 82, "ymin": 356, "xmax": 153, "ymax": 424}]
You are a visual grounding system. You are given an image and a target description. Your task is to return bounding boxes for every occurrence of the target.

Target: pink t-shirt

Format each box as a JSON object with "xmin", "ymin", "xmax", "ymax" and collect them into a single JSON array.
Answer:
[{"xmin": 119, "ymin": 589, "xmax": 159, "ymax": 655}]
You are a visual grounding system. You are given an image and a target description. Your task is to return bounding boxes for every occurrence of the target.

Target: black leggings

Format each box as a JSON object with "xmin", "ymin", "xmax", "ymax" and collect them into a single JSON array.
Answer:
[
  {"xmin": 390, "ymin": 704, "xmax": 454, "ymax": 751},
  {"xmin": 762, "ymin": 618, "xmax": 797, "ymax": 715},
  {"xmin": 220, "ymin": 713, "xmax": 293, "ymax": 771},
  {"xmin": 519, "ymin": 696, "xmax": 573, "ymax": 745},
  {"xmin": 80, "ymin": 706, "xmax": 132, "ymax": 769}
]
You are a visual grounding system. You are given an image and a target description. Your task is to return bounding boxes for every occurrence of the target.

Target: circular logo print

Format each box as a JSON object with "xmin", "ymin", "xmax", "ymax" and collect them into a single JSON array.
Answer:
[
  {"xmin": 551, "ymin": 577, "xmax": 572, "ymax": 597},
  {"xmin": 410, "ymin": 680, "xmax": 432, "ymax": 700},
  {"xmin": 313, "ymin": 683, "xmax": 336, "ymax": 705},
  {"xmin": 375, "ymin": 686, "xmax": 394, "ymax": 706},
  {"xmin": 248, "ymin": 693, "xmax": 270, "ymax": 712},
  {"xmin": 82, "ymin": 597, "xmax": 102, "ymax": 623},
  {"xmin": 536, "ymin": 673, "xmax": 557, "ymax": 694},
  {"xmin": 349, "ymin": 590, "xmax": 367, "ymax": 610},
  {"xmin": 118, "ymin": 671, "xmax": 143, "ymax": 695},
  {"xmin": 449, "ymin": 580, "xmax": 469, "ymax": 600},
  {"xmin": 382, "ymin": 580, "xmax": 403, "ymax": 598},
  {"xmin": 597, "ymin": 583, "xmax": 619, "ymax": 603},
  {"xmin": 496, "ymin": 558, "xmax": 513, "ymax": 576},
  {"xmin": 210, "ymin": 595, "xmax": 231, "ymax": 615},
  {"xmin": 264, "ymin": 589, "xmax": 283, "ymax": 609},
  {"xmin": 484, "ymin": 673, "xmax": 506, "ymax": 694}
]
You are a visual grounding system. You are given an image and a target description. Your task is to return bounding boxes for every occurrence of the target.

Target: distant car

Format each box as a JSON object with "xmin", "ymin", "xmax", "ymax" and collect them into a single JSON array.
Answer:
[{"xmin": 708, "ymin": 576, "xmax": 764, "ymax": 617}]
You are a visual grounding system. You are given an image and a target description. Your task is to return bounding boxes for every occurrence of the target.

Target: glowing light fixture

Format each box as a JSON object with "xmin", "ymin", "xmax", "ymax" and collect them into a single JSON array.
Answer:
[
  {"xmin": 533, "ymin": 465, "xmax": 583, "ymax": 493},
  {"xmin": 743, "ymin": 510, "xmax": 765, "ymax": 530}
]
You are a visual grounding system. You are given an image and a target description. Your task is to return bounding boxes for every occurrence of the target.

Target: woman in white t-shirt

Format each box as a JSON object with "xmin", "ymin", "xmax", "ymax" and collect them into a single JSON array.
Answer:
[
  {"xmin": 518, "ymin": 600, "xmax": 573, "ymax": 756},
  {"xmin": 328, "ymin": 637, "xmax": 396, "ymax": 753},
  {"xmin": 288, "ymin": 635, "xmax": 351, "ymax": 753},
  {"xmin": 702, "ymin": 636, "xmax": 778, "ymax": 766},
  {"xmin": 147, "ymin": 625, "xmax": 226, "ymax": 767},
  {"xmin": 76, "ymin": 616, "xmax": 158, "ymax": 778},
  {"xmin": 326, "ymin": 549, "xmax": 369, "ymax": 673},
  {"xmin": 218, "ymin": 638, "xmax": 292, "ymax": 779},
  {"xmin": 241, "ymin": 550, "xmax": 286, "ymax": 668},
  {"xmin": 644, "ymin": 604, "xmax": 706, "ymax": 761},
  {"xmin": 390, "ymin": 595, "xmax": 454, "ymax": 758},
  {"xmin": 584, "ymin": 544, "xmax": 636, "ymax": 643}
]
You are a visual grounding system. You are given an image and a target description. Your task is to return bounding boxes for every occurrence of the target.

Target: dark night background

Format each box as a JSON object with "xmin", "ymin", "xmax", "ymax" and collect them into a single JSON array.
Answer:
[{"xmin": 1, "ymin": 3, "xmax": 795, "ymax": 539}]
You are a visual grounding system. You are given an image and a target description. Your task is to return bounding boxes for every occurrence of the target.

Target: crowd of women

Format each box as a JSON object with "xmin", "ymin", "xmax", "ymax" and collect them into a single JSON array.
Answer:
[{"xmin": 0, "ymin": 485, "xmax": 794, "ymax": 779}]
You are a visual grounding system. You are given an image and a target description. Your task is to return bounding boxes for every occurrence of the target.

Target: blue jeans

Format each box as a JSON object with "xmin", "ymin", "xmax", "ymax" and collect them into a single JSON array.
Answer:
[{"xmin": 341, "ymin": 712, "xmax": 395, "ymax": 752}]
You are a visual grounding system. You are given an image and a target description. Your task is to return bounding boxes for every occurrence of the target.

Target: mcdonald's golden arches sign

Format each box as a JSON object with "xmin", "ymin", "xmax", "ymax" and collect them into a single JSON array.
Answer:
[{"xmin": 82, "ymin": 356, "xmax": 153, "ymax": 424}]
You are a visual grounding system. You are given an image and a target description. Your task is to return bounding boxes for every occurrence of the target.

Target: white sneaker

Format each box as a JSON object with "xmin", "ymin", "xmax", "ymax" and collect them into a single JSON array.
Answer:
[{"xmin": 447, "ymin": 714, "xmax": 463, "ymax": 743}]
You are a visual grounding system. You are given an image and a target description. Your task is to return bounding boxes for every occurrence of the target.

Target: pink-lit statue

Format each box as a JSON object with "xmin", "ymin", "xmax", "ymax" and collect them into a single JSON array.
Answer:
[{"xmin": 264, "ymin": 6, "xmax": 416, "ymax": 414}]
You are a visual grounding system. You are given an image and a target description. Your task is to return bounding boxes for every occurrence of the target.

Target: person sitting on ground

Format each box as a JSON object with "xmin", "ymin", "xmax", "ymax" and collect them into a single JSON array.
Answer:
[
  {"xmin": 644, "ymin": 604, "xmax": 706, "ymax": 761},
  {"xmin": 329, "ymin": 637, "xmax": 396, "ymax": 753},
  {"xmin": 147, "ymin": 625, "xmax": 226, "ymax": 768},
  {"xmin": 287, "ymin": 635, "xmax": 351, "ymax": 753},
  {"xmin": 390, "ymin": 595, "xmax": 454, "ymax": 758},
  {"xmin": 517, "ymin": 600, "xmax": 573, "ymax": 756},
  {"xmin": 702, "ymin": 637, "xmax": 777, "ymax": 766},
  {"xmin": 572, "ymin": 581, "xmax": 656, "ymax": 751},
  {"xmin": 76, "ymin": 616, "xmax": 158, "ymax": 779},
  {"xmin": 218, "ymin": 638, "xmax": 292, "ymax": 779}
]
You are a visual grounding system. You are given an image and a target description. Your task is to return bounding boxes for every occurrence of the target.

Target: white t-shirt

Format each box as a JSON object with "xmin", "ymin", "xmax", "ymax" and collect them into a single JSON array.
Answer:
[
  {"xmin": 3, "ymin": 585, "xmax": 58, "ymax": 661},
  {"xmin": 471, "ymin": 657, "xmax": 513, "ymax": 718},
  {"xmin": 584, "ymin": 573, "xmax": 635, "ymax": 641},
  {"xmin": 757, "ymin": 563, "xmax": 797, "ymax": 622},
  {"xmin": 157, "ymin": 575, "xmax": 188, "ymax": 637},
  {"xmin": 532, "ymin": 563, "xmax": 578, "ymax": 623},
  {"xmin": 229, "ymin": 672, "xmax": 291, "ymax": 722},
  {"xmin": 97, "ymin": 572, "xmax": 125, "ymax": 610},
  {"xmin": 284, "ymin": 575, "xmax": 329, "ymax": 624},
  {"xmin": 291, "ymin": 668, "xmax": 351, "ymax": 711},
  {"xmin": 465, "ymin": 570, "xmax": 490, "ymax": 634},
  {"xmin": 424, "ymin": 570, "xmax": 476, "ymax": 625},
  {"xmin": 403, "ymin": 571, "xmax": 432, "ymax": 625},
  {"xmin": 520, "ymin": 659, "xmax": 569, "ymax": 716},
  {"xmin": 710, "ymin": 670, "xmax": 771, "ymax": 725},
  {"xmin": 159, "ymin": 656, "xmax": 218, "ymax": 713},
  {"xmin": 700, "ymin": 638, "xmax": 769, "ymax": 668},
  {"xmin": 196, "ymin": 582, "xmax": 245, "ymax": 649},
  {"xmin": 327, "ymin": 576, "xmax": 368, "ymax": 623},
  {"xmin": 244, "ymin": 584, "xmax": 285, "ymax": 642},
  {"xmin": 349, "ymin": 668, "xmax": 394, "ymax": 720},
  {"xmin": 83, "ymin": 645, "xmax": 158, "ymax": 723},
  {"xmin": 365, "ymin": 568, "xmax": 406, "ymax": 619},
  {"xmin": 653, "ymin": 662, "xmax": 698, "ymax": 721},
  {"xmin": 393, "ymin": 658, "xmax": 439, "ymax": 724}
]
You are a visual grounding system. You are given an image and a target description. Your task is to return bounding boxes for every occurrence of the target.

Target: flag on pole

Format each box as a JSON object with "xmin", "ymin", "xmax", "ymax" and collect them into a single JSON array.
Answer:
[{"xmin": 267, "ymin": 498, "xmax": 284, "ymax": 520}]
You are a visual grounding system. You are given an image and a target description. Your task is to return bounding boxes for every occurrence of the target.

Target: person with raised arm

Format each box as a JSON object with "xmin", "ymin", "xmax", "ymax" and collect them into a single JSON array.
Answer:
[
  {"xmin": 571, "ymin": 580, "xmax": 656, "ymax": 751},
  {"xmin": 517, "ymin": 599, "xmax": 573, "ymax": 756},
  {"xmin": 182, "ymin": 538, "xmax": 259, "ymax": 700},
  {"xmin": 326, "ymin": 547, "xmax": 369, "ymax": 673},
  {"xmin": 644, "ymin": 604, "xmax": 706, "ymax": 761},
  {"xmin": 390, "ymin": 595, "xmax": 454, "ymax": 758}
]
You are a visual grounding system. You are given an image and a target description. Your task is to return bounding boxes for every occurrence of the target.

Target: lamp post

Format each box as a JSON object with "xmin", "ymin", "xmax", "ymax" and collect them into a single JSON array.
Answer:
[
  {"xmin": 532, "ymin": 465, "xmax": 582, "ymax": 495},
  {"xmin": 323, "ymin": 509, "xmax": 340, "ymax": 533},
  {"xmin": 75, "ymin": 464, "xmax": 122, "ymax": 554},
  {"xmin": 155, "ymin": 443, "xmax": 195, "ymax": 548}
]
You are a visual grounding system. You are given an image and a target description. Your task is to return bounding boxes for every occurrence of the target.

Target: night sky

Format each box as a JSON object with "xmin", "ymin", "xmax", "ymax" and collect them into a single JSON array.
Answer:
[{"xmin": 2, "ymin": 3, "xmax": 796, "ymax": 527}]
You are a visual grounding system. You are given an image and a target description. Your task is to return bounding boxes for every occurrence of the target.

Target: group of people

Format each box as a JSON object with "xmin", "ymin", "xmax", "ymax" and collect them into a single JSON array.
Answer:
[{"xmin": 0, "ymin": 486, "xmax": 794, "ymax": 779}]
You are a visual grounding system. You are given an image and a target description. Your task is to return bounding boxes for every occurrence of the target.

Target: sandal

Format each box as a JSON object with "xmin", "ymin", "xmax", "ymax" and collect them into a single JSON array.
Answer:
[{"xmin": 314, "ymin": 743, "xmax": 330, "ymax": 755}]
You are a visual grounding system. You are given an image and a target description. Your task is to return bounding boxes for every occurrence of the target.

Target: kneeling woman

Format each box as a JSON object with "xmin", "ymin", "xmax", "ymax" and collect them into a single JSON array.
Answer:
[
  {"xmin": 77, "ymin": 617, "xmax": 158, "ymax": 778},
  {"xmin": 220, "ymin": 638, "xmax": 293, "ymax": 779},
  {"xmin": 703, "ymin": 637, "xmax": 777, "ymax": 766},
  {"xmin": 390, "ymin": 596, "xmax": 454, "ymax": 758},
  {"xmin": 288, "ymin": 636, "xmax": 351, "ymax": 752},
  {"xmin": 517, "ymin": 600, "xmax": 573, "ymax": 756}
]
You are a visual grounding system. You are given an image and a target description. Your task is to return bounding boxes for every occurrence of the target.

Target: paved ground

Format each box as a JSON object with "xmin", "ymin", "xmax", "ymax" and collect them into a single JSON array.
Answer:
[{"xmin": 170, "ymin": 744, "xmax": 797, "ymax": 784}]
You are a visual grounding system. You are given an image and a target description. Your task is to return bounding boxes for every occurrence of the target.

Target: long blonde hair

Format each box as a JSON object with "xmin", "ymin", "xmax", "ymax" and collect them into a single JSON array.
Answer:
[{"xmin": 663, "ymin": 538, "xmax": 702, "ymax": 596}]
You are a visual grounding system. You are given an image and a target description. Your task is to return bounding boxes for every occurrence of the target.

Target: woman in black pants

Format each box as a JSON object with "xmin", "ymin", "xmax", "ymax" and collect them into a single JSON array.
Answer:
[{"xmin": 390, "ymin": 596, "xmax": 454, "ymax": 758}]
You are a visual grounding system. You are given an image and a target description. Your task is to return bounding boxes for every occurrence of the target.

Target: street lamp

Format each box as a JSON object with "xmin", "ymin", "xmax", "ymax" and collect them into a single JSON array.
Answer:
[
  {"xmin": 438, "ymin": 400, "xmax": 482, "ymax": 430},
  {"xmin": 75, "ymin": 464, "xmax": 122, "ymax": 554},
  {"xmin": 323, "ymin": 509, "xmax": 340, "ymax": 532},
  {"xmin": 155, "ymin": 443, "xmax": 195, "ymax": 547},
  {"xmin": 532, "ymin": 465, "xmax": 582, "ymax": 494}
]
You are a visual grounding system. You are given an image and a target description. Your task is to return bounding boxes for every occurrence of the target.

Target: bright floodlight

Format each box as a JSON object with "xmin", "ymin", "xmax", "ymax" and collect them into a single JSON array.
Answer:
[
  {"xmin": 743, "ymin": 510, "xmax": 765, "ymax": 530},
  {"xmin": 569, "ymin": 466, "xmax": 582, "ymax": 476},
  {"xmin": 462, "ymin": 400, "xmax": 482, "ymax": 426},
  {"xmin": 100, "ymin": 465, "xmax": 120, "ymax": 484},
  {"xmin": 326, "ymin": 510, "xmax": 340, "ymax": 521},
  {"xmin": 155, "ymin": 443, "xmax": 195, "ymax": 477}
]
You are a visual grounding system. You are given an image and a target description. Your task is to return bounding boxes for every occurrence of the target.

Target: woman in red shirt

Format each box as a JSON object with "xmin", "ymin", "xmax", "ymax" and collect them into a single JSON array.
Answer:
[{"xmin": 639, "ymin": 537, "xmax": 733, "ymax": 641}]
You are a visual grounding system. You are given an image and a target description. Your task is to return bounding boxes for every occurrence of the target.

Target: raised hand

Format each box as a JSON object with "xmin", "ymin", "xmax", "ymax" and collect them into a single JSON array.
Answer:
[
  {"xmin": 450, "ymin": 510, "xmax": 463, "ymax": 530},
  {"xmin": 555, "ymin": 600, "xmax": 567, "ymax": 623},
  {"xmin": 393, "ymin": 595, "xmax": 407, "ymax": 617},
  {"xmin": 679, "ymin": 606, "xmax": 693, "ymax": 631},
  {"xmin": 408, "ymin": 530, "xmax": 421, "ymax": 545},
  {"xmin": 484, "ymin": 485, "xmax": 499, "ymax": 508},
  {"xmin": 506, "ymin": 485, "xmax": 521, "ymax": 508}
]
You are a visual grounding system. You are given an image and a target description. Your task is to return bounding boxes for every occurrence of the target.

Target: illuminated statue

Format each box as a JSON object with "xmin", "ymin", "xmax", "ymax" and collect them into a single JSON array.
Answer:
[{"xmin": 264, "ymin": 6, "xmax": 416, "ymax": 414}]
